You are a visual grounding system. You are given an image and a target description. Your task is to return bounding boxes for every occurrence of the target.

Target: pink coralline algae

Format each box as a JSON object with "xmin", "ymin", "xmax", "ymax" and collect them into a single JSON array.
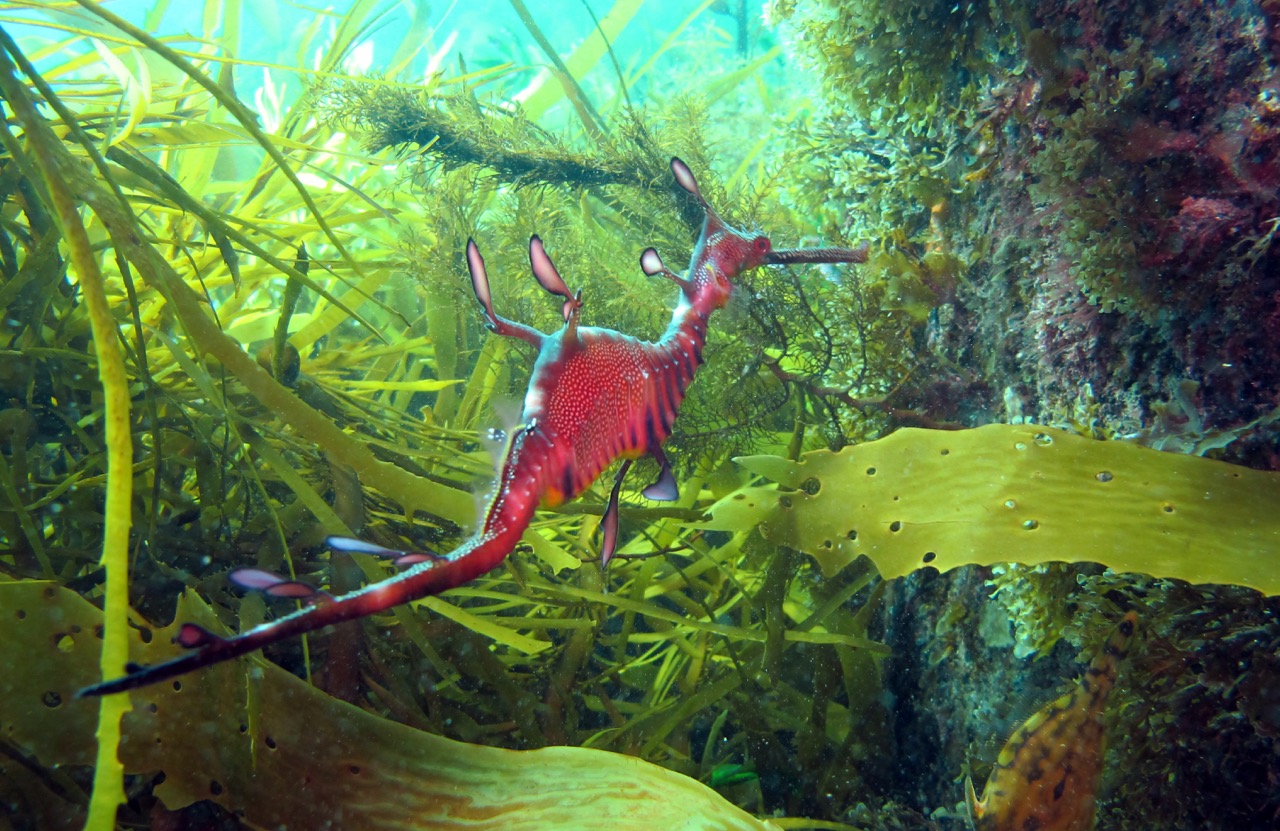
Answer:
[{"xmin": 1143, "ymin": 197, "xmax": 1251, "ymax": 267}]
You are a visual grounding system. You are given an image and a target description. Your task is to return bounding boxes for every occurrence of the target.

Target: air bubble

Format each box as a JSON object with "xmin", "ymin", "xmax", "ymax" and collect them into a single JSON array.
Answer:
[
  {"xmin": 1096, "ymin": 471, "xmax": 1113, "ymax": 482},
  {"xmin": 1033, "ymin": 432, "xmax": 1053, "ymax": 446},
  {"xmin": 1022, "ymin": 519, "xmax": 1040, "ymax": 530},
  {"xmin": 1004, "ymin": 499, "xmax": 1017, "ymax": 509},
  {"xmin": 889, "ymin": 521, "xmax": 902, "ymax": 532},
  {"xmin": 922, "ymin": 551, "xmax": 937, "ymax": 563}
]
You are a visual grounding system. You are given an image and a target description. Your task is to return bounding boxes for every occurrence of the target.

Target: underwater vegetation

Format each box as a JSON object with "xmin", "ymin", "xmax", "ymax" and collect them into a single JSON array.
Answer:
[
  {"xmin": 75, "ymin": 155, "xmax": 868, "ymax": 698},
  {"xmin": 0, "ymin": 0, "xmax": 1278, "ymax": 830},
  {"xmin": 769, "ymin": 0, "xmax": 1280, "ymax": 827},
  {"xmin": 704, "ymin": 423, "xmax": 1280, "ymax": 595},
  {"xmin": 775, "ymin": 0, "xmax": 1280, "ymax": 445},
  {"xmin": 1, "ymin": 581, "xmax": 781, "ymax": 831},
  {"xmin": 0, "ymin": 1, "xmax": 893, "ymax": 828}
]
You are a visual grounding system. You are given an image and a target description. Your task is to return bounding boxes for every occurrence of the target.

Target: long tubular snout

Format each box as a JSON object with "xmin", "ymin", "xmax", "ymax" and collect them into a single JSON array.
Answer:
[{"xmin": 766, "ymin": 242, "xmax": 869, "ymax": 265}]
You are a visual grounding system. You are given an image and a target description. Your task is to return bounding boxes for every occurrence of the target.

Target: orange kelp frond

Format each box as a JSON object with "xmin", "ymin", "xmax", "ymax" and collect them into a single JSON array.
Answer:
[{"xmin": 965, "ymin": 612, "xmax": 1138, "ymax": 831}]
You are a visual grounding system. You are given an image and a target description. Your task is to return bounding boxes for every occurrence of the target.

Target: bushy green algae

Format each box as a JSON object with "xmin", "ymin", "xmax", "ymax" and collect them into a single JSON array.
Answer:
[
  {"xmin": 702, "ymin": 424, "xmax": 1280, "ymax": 595},
  {"xmin": 0, "ymin": 9, "xmax": 895, "ymax": 824}
]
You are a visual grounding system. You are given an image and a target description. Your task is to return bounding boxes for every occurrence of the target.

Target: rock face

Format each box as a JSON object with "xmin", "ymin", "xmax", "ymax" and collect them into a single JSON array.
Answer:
[
  {"xmin": 776, "ymin": 0, "xmax": 1280, "ymax": 451},
  {"xmin": 874, "ymin": 565, "xmax": 1280, "ymax": 830},
  {"xmin": 769, "ymin": 0, "xmax": 1280, "ymax": 827}
]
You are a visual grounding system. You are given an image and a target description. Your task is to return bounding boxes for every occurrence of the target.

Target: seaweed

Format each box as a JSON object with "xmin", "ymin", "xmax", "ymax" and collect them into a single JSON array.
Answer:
[
  {"xmin": 708, "ymin": 423, "xmax": 1280, "ymax": 595},
  {"xmin": 0, "ymin": 581, "xmax": 791, "ymax": 831},
  {"xmin": 0, "ymin": 2, "xmax": 893, "ymax": 828}
]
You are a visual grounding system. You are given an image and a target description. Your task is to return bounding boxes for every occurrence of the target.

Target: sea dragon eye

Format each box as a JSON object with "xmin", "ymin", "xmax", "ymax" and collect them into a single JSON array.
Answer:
[{"xmin": 752, "ymin": 235, "xmax": 771, "ymax": 255}]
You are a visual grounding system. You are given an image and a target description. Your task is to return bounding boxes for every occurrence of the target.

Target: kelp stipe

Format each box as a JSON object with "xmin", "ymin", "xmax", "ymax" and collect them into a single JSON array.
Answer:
[{"xmin": 79, "ymin": 158, "xmax": 866, "ymax": 698}]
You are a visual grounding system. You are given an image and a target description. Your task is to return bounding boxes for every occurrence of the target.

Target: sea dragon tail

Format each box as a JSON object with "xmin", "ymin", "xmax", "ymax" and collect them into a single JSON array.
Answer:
[
  {"xmin": 76, "ymin": 533, "xmax": 504, "ymax": 697},
  {"xmin": 78, "ymin": 423, "xmax": 549, "ymax": 698}
]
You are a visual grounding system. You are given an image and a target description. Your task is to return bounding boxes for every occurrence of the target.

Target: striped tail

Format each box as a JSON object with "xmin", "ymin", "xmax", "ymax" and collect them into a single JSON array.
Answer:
[
  {"xmin": 965, "ymin": 611, "xmax": 1138, "ymax": 831},
  {"xmin": 78, "ymin": 424, "xmax": 549, "ymax": 698}
]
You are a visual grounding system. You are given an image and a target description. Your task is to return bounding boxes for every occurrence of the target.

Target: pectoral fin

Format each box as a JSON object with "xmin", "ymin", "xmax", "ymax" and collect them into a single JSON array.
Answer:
[
  {"xmin": 641, "ymin": 445, "xmax": 679, "ymax": 502},
  {"xmin": 964, "ymin": 770, "xmax": 986, "ymax": 830}
]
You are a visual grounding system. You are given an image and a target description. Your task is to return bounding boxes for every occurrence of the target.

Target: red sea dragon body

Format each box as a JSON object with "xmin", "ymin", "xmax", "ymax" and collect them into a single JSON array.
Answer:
[{"xmin": 80, "ymin": 158, "xmax": 867, "ymax": 698}]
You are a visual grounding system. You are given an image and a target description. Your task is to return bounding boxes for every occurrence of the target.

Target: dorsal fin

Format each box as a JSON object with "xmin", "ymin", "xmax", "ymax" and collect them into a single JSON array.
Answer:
[
  {"xmin": 963, "ymin": 767, "xmax": 985, "ymax": 829},
  {"xmin": 529, "ymin": 235, "xmax": 583, "ymax": 324}
]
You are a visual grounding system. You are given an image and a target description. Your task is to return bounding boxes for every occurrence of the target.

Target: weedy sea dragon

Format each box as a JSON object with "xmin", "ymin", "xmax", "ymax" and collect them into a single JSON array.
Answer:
[
  {"xmin": 80, "ymin": 158, "xmax": 868, "ymax": 697},
  {"xmin": 964, "ymin": 611, "xmax": 1139, "ymax": 831}
]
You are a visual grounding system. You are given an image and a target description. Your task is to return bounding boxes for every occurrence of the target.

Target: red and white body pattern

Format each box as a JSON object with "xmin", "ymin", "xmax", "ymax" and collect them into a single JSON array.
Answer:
[{"xmin": 80, "ymin": 158, "xmax": 867, "ymax": 698}]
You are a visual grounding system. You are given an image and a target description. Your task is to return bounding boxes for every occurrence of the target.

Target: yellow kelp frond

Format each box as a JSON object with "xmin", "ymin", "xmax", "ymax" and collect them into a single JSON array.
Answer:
[
  {"xmin": 0, "ymin": 581, "xmax": 780, "ymax": 831},
  {"xmin": 703, "ymin": 424, "xmax": 1280, "ymax": 595}
]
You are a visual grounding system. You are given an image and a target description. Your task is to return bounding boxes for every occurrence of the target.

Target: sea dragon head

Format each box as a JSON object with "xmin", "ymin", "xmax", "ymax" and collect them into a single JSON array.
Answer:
[{"xmin": 641, "ymin": 157, "xmax": 868, "ymax": 317}]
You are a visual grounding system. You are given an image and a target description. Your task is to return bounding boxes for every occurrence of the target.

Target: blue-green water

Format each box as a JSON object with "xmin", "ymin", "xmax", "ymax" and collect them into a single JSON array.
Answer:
[{"xmin": 0, "ymin": 2, "xmax": 1277, "ymax": 830}]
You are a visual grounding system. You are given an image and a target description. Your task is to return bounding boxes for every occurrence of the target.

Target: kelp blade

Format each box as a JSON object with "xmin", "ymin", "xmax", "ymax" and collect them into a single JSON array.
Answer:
[
  {"xmin": 708, "ymin": 424, "xmax": 1280, "ymax": 595},
  {"xmin": 0, "ymin": 582, "xmax": 779, "ymax": 831}
]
